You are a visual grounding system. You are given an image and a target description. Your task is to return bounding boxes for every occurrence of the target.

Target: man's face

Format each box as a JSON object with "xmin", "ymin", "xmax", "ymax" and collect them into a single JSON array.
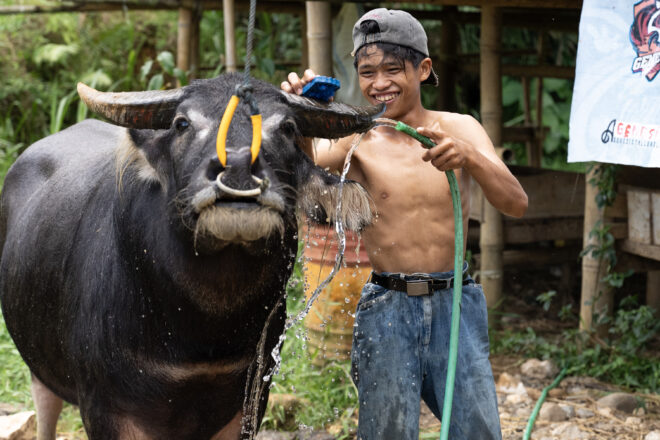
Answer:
[{"xmin": 355, "ymin": 46, "xmax": 429, "ymax": 119}]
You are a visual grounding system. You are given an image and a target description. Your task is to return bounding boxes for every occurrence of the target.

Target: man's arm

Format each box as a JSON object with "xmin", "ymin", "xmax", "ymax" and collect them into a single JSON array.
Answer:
[
  {"xmin": 301, "ymin": 137, "xmax": 353, "ymax": 173},
  {"xmin": 418, "ymin": 115, "xmax": 528, "ymax": 218}
]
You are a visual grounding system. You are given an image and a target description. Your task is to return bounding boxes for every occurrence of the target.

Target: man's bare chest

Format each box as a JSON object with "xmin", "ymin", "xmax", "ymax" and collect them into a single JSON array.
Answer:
[{"xmin": 348, "ymin": 145, "xmax": 454, "ymax": 209}]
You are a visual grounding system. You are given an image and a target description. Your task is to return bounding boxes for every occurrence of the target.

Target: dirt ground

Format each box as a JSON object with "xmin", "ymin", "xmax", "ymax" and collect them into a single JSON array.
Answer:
[{"xmin": 28, "ymin": 264, "xmax": 660, "ymax": 439}]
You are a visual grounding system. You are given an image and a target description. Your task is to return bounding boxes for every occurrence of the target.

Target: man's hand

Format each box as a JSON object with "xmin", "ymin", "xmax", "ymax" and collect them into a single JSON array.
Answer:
[
  {"xmin": 418, "ymin": 126, "xmax": 474, "ymax": 172},
  {"xmin": 280, "ymin": 69, "xmax": 316, "ymax": 95}
]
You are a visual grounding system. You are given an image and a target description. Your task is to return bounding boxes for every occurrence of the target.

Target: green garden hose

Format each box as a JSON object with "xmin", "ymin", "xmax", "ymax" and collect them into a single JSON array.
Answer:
[
  {"xmin": 394, "ymin": 121, "xmax": 464, "ymax": 440},
  {"xmin": 394, "ymin": 121, "xmax": 567, "ymax": 440},
  {"xmin": 523, "ymin": 367, "xmax": 568, "ymax": 440}
]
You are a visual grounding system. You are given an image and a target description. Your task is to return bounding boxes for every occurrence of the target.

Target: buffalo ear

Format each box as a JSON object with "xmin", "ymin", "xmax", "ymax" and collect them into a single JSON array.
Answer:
[
  {"xmin": 297, "ymin": 167, "xmax": 374, "ymax": 232},
  {"xmin": 280, "ymin": 91, "xmax": 384, "ymax": 139}
]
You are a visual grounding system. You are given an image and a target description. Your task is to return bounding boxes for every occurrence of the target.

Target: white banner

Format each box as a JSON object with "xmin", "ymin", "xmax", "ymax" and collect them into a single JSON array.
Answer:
[{"xmin": 568, "ymin": 0, "xmax": 660, "ymax": 167}]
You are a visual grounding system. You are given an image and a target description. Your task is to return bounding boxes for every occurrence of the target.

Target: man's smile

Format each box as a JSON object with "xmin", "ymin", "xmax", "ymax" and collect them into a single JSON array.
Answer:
[{"xmin": 372, "ymin": 92, "xmax": 400, "ymax": 103}]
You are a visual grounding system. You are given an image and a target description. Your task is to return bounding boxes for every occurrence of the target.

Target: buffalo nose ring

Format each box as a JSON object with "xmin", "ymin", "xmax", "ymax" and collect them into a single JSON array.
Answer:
[{"xmin": 215, "ymin": 172, "xmax": 269, "ymax": 197}]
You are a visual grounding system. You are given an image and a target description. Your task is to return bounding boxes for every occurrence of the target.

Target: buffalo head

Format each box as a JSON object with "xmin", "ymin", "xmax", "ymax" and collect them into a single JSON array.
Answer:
[{"xmin": 78, "ymin": 74, "xmax": 381, "ymax": 254}]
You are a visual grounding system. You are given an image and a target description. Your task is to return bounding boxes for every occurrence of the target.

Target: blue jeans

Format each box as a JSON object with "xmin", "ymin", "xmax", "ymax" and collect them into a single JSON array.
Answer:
[{"xmin": 350, "ymin": 267, "xmax": 502, "ymax": 440}]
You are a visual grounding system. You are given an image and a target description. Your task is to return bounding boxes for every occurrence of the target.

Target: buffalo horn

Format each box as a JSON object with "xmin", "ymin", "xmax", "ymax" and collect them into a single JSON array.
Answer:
[
  {"xmin": 280, "ymin": 92, "xmax": 385, "ymax": 139},
  {"xmin": 77, "ymin": 83, "xmax": 185, "ymax": 130}
]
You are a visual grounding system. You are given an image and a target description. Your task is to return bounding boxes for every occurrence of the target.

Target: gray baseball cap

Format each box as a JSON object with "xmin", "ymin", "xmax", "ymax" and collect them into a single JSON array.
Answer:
[{"xmin": 351, "ymin": 8, "xmax": 439, "ymax": 86}]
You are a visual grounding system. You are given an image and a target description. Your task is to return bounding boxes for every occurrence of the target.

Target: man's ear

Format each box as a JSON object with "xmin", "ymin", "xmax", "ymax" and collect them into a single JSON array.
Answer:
[{"xmin": 419, "ymin": 58, "xmax": 433, "ymax": 83}]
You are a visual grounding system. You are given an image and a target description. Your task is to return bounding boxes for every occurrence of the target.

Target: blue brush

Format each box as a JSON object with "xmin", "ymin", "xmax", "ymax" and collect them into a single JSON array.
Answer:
[{"xmin": 301, "ymin": 76, "xmax": 340, "ymax": 102}]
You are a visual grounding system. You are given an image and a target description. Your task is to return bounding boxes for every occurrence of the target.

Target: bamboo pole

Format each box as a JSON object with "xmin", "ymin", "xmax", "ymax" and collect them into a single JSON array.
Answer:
[
  {"xmin": 223, "ymin": 0, "xmax": 237, "ymax": 73},
  {"xmin": 479, "ymin": 5, "xmax": 504, "ymax": 310},
  {"xmin": 532, "ymin": 32, "xmax": 544, "ymax": 168},
  {"xmin": 436, "ymin": 6, "xmax": 458, "ymax": 112},
  {"xmin": 579, "ymin": 165, "xmax": 614, "ymax": 333},
  {"xmin": 177, "ymin": 6, "xmax": 192, "ymax": 85},
  {"xmin": 301, "ymin": 8, "xmax": 309, "ymax": 69},
  {"xmin": 522, "ymin": 76, "xmax": 535, "ymax": 166},
  {"xmin": 189, "ymin": 1, "xmax": 201, "ymax": 79},
  {"xmin": 0, "ymin": 1, "xmax": 304, "ymax": 15},
  {"xmin": 0, "ymin": 1, "xmax": 582, "ymax": 17},
  {"xmin": 647, "ymin": 271, "xmax": 660, "ymax": 317},
  {"xmin": 305, "ymin": 1, "xmax": 332, "ymax": 76}
]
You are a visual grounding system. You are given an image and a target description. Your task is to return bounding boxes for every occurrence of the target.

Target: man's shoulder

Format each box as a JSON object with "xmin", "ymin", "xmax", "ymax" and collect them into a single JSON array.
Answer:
[{"xmin": 432, "ymin": 110, "xmax": 480, "ymax": 128}]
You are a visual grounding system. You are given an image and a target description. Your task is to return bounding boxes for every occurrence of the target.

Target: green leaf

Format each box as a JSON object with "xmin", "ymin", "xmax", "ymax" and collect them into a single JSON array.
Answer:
[
  {"xmin": 157, "ymin": 51, "xmax": 175, "ymax": 76},
  {"xmin": 33, "ymin": 43, "xmax": 79, "ymax": 66},
  {"xmin": 147, "ymin": 74, "xmax": 164, "ymax": 91},
  {"xmin": 140, "ymin": 60, "xmax": 154, "ymax": 84},
  {"xmin": 173, "ymin": 68, "xmax": 188, "ymax": 86}
]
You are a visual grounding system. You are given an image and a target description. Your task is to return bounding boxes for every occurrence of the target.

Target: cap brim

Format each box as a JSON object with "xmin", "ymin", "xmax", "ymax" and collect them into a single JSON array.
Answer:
[{"xmin": 422, "ymin": 67, "xmax": 439, "ymax": 87}]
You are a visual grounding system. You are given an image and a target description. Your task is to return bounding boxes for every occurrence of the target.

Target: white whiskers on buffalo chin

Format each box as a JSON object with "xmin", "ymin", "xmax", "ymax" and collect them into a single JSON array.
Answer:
[
  {"xmin": 298, "ymin": 175, "xmax": 374, "ymax": 232},
  {"xmin": 194, "ymin": 206, "xmax": 284, "ymax": 245}
]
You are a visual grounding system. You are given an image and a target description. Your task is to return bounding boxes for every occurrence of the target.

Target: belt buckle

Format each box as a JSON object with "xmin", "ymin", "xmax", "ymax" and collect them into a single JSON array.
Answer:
[{"xmin": 406, "ymin": 280, "xmax": 430, "ymax": 296}]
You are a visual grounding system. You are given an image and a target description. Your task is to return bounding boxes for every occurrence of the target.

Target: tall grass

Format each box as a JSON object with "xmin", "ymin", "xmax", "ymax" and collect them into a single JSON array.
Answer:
[
  {"xmin": 0, "ymin": 313, "xmax": 31, "ymax": 407},
  {"xmin": 260, "ymin": 254, "xmax": 359, "ymax": 438}
]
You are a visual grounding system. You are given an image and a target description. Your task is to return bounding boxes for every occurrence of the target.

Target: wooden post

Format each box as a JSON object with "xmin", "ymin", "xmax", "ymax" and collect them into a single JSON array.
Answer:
[
  {"xmin": 301, "ymin": 8, "xmax": 309, "ymax": 70},
  {"xmin": 189, "ymin": 1, "xmax": 201, "ymax": 79},
  {"xmin": 479, "ymin": 6, "xmax": 504, "ymax": 309},
  {"xmin": 223, "ymin": 0, "xmax": 237, "ymax": 73},
  {"xmin": 532, "ymin": 32, "xmax": 545, "ymax": 168},
  {"xmin": 522, "ymin": 76, "xmax": 532, "ymax": 164},
  {"xmin": 305, "ymin": 1, "xmax": 332, "ymax": 76},
  {"xmin": 177, "ymin": 6, "xmax": 192, "ymax": 86},
  {"xmin": 436, "ymin": 6, "xmax": 458, "ymax": 112},
  {"xmin": 647, "ymin": 271, "xmax": 660, "ymax": 317},
  {"xmin": 579, "ymin": 164, "xmax": 614, "ymax": 332}
]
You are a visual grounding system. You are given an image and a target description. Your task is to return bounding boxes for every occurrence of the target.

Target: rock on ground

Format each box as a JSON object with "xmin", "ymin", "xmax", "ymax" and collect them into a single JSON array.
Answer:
[
  {"xmin": 597, "ymin": 392, "xmax": 639, "ymax": 414},
  {"xmin": 490, "ymin": 356, "xmax": 660, "ymax": 440},
  {"xmin": 539, "ymin": 402, "xmax": 568, "ymax": 422},
  {"xmin": 0, "ymin": 411, "xmax": 36, "ymax": 440},
  {"xmin": 520, "ymin": 358, "xmax": 558, "ymax": 380},
  {"xmin": 0, "ymin": 406, "xmax": 17, "ymax": 418}
]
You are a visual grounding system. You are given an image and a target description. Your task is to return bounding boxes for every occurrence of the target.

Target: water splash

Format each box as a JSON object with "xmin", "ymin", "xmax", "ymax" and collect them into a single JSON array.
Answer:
[
  {"xmin": 265, "ymin": 132, "xmax": 367, "ymax": 376},
  {"xmin": 241, "ymin": 132, "xmax": 367, "ymax": 439}
]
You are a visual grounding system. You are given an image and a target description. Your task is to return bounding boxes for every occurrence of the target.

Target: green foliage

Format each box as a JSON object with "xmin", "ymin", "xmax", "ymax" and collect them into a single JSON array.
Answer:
[
  {"xmin": 449, "ymin": 22, "xmax": 580, "ymax": 171},
  {"xmin": 261, "ymin": 251, "xmax": 358, "ymax": 437},
  {"xmin": 536, "ymin": 290, "xmax": 557, "ymax": 312},
  {"xmin": 580, "ymin": 164, "xmax": 634, "ymax": 288},
  {"xmin": 580, "ymin": 220, "xmax": 616, "ymax": 265},
  {"xmin": 588, "ymin": 163, "xmax": 620, "ymax": 208},
  {"xmin": 492, "ymin": 295, "xmax": 660, "ymax": 393}
]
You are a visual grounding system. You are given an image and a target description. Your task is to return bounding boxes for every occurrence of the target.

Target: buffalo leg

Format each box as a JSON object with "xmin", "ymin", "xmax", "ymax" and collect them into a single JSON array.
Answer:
[
  {"xmin": 31, "ymin": 374, "xmax": 63, "ymax": 440},
  {"xmin": 79, "ymin": 398, "xmax": 120, "ymax": 440}
]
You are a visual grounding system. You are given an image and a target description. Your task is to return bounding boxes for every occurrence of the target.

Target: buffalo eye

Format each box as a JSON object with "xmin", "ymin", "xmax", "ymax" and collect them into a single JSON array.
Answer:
[
  {"xmin": 280, "ymin": 119, "xmax": 297, "ymax": 137},
  {"xmin": 173, "ymin": 117, "xmax": 190, "ymax": 133}
]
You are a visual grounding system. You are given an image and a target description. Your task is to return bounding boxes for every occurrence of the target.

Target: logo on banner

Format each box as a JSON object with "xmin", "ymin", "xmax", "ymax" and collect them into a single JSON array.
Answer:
[
  {"xmin": 601, "ymin": 119, "xmax": 659, "ymax": 147},
  {"xmin": 630, "ymin": 0, "xmax": 660, "ymax": 81}
]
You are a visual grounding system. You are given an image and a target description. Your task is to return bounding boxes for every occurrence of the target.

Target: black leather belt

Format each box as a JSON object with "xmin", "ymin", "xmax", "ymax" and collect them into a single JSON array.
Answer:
[{"xmin": 370, "ymin": 272, "xmax": 470, "ymax": 296}]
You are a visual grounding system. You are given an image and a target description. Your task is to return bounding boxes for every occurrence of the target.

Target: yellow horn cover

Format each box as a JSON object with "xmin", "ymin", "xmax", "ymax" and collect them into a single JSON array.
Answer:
[
  {"xmin": 216, "ymin": 95, "xmax": 240, "ymax": 167},
  {"xmin": 250, "ymin": 114, "xmax": 262, "ymax": 164}
]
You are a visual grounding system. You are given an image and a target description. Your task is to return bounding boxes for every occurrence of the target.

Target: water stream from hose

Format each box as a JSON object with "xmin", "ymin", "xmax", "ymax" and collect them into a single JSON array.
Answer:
[
  {"xmin": 241, "ymin": 132, "xmax": 367, "ymax": 439},
  {"xmin": 242, "ymin": 117, "xmax": 464, "ymax": 440}
]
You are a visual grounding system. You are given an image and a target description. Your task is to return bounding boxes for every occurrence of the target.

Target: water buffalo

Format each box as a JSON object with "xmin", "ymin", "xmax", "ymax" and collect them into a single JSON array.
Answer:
[{"xmin": 0, "ymin": 73, "xmax": 380, "ymax": 440}]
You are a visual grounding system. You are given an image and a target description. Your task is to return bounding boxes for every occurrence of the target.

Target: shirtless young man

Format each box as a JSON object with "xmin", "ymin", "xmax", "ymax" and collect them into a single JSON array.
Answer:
[{"xmin": 282, "ymin": 9, "xmax": 527, "ymax": 439}]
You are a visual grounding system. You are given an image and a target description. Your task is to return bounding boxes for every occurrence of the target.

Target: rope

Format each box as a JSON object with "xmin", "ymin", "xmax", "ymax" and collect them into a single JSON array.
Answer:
[
  {"xmin": 216, "ymin": 0, "xmax": 261, "ymax": 167},
  {"xmin": 236, "ymin": 0, "xmax": 259, "ymax": 115},
  {"xmin": 243, "ymin": 0, "xmax": 257, "ymax": 83}
]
